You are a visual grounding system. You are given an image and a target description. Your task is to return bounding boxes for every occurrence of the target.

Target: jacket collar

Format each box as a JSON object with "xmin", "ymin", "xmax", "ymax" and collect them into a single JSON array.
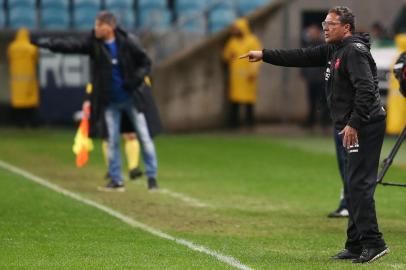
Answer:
[
  {"xmin": 334, "ymin": 32, "xmax": 371, "ymax": 50},
  {"xmin": 334, "ymin": 35, "xmax": 353, "ymax": 49},
  {"xmin": 91, "ymin": 27, "xmax": 128, "ymax": 44}
]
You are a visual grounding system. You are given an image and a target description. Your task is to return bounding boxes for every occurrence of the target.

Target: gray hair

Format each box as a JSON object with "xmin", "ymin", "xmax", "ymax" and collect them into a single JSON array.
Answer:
[{"xmin": 96, "ymin": 11, "xmax": 116, "ymax": 27}]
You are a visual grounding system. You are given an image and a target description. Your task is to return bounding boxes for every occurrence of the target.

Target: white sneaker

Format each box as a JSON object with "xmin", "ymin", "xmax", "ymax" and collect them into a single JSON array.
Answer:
[{"xmin": 328, "ymin": 208, "xmax": 349, "ymax": 218}]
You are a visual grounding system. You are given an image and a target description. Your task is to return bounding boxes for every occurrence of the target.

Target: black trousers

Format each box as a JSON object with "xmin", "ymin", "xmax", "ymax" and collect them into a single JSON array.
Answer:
[
  {"xmin": 334, "ymin": 130, "xmax": 347, "ymax": 209},
  {"xmin": 306, "ymin": 82, "xmax": 330, "ymax": 127},
  {"xmin": 342, "ymin": 119, "xmax": 386, "ymax": 250},
  {"xmin": 229, "ymin": 102, "xmax": 254, "ymax": 128},
  {"xmin": 12, "ymin": 108, "xmax": 39, "ymax": 127}
]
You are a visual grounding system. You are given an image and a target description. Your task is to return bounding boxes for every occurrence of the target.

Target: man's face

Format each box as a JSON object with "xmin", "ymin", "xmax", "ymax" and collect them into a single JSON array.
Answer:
[
  {"xmin": 94, "ymin": 20, "xmax": 113, "ymax": 39},
  {"xmin": 322, "ymin": 13, "xmax": 350, "ymax": 44}
]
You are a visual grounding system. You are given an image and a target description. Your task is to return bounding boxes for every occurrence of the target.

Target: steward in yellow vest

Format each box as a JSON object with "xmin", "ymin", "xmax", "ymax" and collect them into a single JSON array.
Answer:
[
  {"xmin": 7, "ymin": 28, "xmax": 39, "ymax": 108},
  {"xmin": 223, "ymin": 18, "xmax": 262, "ymax": 127},
  {"xmin": 7, "ymin": 28, "xmax": 39, "ymax": 126}
]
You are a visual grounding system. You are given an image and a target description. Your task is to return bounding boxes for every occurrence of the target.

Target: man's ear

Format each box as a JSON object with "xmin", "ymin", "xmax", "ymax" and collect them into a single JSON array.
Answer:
[{"xmin": 344, "ymin": 24, "xmax": 351, "ymax": 34}]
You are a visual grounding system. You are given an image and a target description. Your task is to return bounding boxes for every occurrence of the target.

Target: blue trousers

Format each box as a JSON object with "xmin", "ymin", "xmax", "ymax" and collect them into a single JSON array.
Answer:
[{"xmin": 104, "ymin": 100, "xmax": 158, "ymax": 184}]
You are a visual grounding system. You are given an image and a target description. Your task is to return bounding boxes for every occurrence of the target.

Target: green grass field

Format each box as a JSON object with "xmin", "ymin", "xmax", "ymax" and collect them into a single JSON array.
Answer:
[{"xmin": 0, "ymin": 128, "xmax": 405, "ymax": 270}]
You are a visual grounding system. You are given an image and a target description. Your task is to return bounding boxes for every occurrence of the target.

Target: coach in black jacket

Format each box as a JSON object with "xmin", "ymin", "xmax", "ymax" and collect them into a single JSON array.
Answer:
[
  {"xmin": 32, "ymin": 11, "xmax": 159, "ymax": 191},
  {"xmin": 240, "ymin": 6, "xmax": 388, "ymax": 263}
]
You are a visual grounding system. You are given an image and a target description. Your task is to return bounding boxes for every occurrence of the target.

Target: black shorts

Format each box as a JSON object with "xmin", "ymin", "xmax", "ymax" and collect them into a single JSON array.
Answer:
[
  {"xmin": 97, "ymin": 111, "xmax": 136, "ymax": 139},
  {"xmin": 120, "ymin": 112, "xmax": 135, "ymax": 133}
]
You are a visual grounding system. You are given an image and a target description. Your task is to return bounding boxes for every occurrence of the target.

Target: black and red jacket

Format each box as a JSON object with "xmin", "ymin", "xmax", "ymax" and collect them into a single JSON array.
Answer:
[{"xmin": 263, "ymin": 33, "xmax": 386, "ymax": 130}]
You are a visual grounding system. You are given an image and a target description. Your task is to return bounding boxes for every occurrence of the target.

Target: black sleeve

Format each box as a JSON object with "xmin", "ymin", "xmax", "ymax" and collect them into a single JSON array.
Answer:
[
  {"xmin": 262, "ymin": 44, "xmax": 329, "ymax": 67},
  {"xmin": 400, "ymin": 66, "xmax": 406, "ymax": 97},
  {"xmin": 32, "ymin": 35, "xmax": 91, "ymax": 55},
  {"xmin": 394, "ymin": 52, "xmax": 406, "ymax": 97},
  {"xmin": 128, "ymin": 35, "xmax": 151, "ymax": 82},
  {"xmin": 345, "ymin": 47, "xmax": 377, "ymax": 130}
]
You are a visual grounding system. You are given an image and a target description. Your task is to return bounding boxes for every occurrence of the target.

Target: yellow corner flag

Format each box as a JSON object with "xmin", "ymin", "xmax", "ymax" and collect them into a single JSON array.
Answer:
[{"xmin": 72, "ymin": 104, "xmax": 93, "ymax": 167}]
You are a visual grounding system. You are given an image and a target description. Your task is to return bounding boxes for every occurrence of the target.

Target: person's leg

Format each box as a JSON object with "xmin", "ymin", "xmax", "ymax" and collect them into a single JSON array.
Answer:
[
  {"xmin": 229, "ymin": 102, "xmax": 240, "ymax": 128},
  {"xmin": 102, "ymin": 133, "xmax": 141, "ymax": 180},
  {"xmin": 328, "ymin": 130, "xmax": 349, "ymax": 217},
  {"xmin": 101, "ymin": 140, "xmax": 110, "ymax": 179},
  {"xmin": 125, "ymin": 103, "xmax": 158, "ymax": 188},
  {"xmin": 345, "ymin": 120, "xmax": 388, "ymax": 263},
  {"xmin": 344, "ymin": 194, "xmax": 363, "ymax": 252},
  {"xmin": 346, "ymin": 120, "xmax": 386, "ymax": 248},
  {"xmin": 12, "ymin": 108, "xmax": 25, "ymax": 127},
  {"xmin": 104, "ymin": 104, "xmax": 123, "ymax": 185},
  {"xmin": 102, "ymin": 140, "xmax": 109, "ymax": 166},
  {"xmin": 123, "ymin": 132, "xmax": 143, "ymax": 179},
  {"xmin": 332, "ymin": 136, "xmax": 362, "ymax": 260},
  {"xmin": 245, "ymin": 103, "xmax": 255, "ymax": 127},
  {"xmin": 25, "ymin": 108, "xmax": 39, "ymax": 127}
]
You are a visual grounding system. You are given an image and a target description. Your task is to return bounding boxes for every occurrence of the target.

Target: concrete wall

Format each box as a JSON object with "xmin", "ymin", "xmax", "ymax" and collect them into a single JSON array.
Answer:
[
  {"xmin": 151, "ymin": 0, "xmax": 405, "ymax": 131},
  {"xmin": 0, "ymin": 31, "xmax": 12, "ymax": 105},
  {"xmin": 152, "ymin": 1, "xmax": 289, "ymax": 131},
  {"xmin": 152, "ymin": 32, "xmax": 229, "ymax": 130}
]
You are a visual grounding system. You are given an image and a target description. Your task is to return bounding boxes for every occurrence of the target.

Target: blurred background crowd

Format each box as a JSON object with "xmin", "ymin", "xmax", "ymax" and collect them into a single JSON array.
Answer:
[{"xmin": 0, "ymin": 0, "xmax": 405, "ymax": 135}]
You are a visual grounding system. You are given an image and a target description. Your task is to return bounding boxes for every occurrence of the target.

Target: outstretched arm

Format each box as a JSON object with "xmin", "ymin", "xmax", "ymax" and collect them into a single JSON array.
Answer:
[
  {"xmin": 31, "ymin": 35, "xmax": 92, "ymax": 55},
  {"xmin": 240, "ymin": 45, "xmax": 329, "ymax": 67}
]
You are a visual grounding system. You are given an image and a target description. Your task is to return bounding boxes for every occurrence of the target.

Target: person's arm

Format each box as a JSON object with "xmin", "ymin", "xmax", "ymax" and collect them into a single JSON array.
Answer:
[
  {"xmin": 262, "ymin": 45, "xmax": 328, "ymax": 67},
  {"xmin": 339, "ymin": 46, "xmax": 379, "ymax": 149},
  {"xmin": 31, "ymin": 35, "xmax": 91, "ymax": 55},
  {"xmin": 247, "ymin": 37, "xmax": 262, "ymax": 78},
  {"xmin": 240, "ymin": 44, "xmax": 329, "ymax": 67},
  {"xmin": 128, "ymin": 35, "xmax": 151, "ymax": 85},
  {"xmin": 345, "ymin": 46, "xmax": 377, "ymax": 131},
  {"xmin": 78, "ymin": 83, "xmax": 93, "ymax": 119}
]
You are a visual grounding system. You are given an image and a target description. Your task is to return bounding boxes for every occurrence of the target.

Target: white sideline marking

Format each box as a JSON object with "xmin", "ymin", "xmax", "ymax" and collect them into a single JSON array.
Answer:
[
  {"xmin": 157, "ymin": 188, "xmax": 211, "ymax": 208},
  {"xmin": 131, "ymin": 179, "xmax": 212, "ymax": 208},
  {"xmin": 0, "ymin": 160, "xmax": 254, "ymax": 270}
]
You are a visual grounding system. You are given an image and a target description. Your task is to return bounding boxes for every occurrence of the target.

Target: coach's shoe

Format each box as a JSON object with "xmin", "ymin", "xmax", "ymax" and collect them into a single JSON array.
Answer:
[
  {"xmin": 148, "ymin": 177, "xmax": 158, "ymax": 190},
  {"xmin": 98, "ymin": 181, "xmax": 125, "ymax": 192},
  {"xmin": 331, "ymin": 249, "xmax": 362, "ymax": 260},
  {"xmin": 352, "ymin": 246, "xmax": 389, "ymax": 264},
  {"xmin": 328, "ymin": 208, "xmax": 349, "ymax": 218},
  {"xmin": 129, "ymin": 167, "xmax": 143, "ymax": 180}
]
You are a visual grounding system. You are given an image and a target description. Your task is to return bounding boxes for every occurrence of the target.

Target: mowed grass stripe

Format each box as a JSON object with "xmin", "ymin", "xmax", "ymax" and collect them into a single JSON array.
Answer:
[
  {"xmin": 0, "ymin": 161, "xmax": 251, "ymax": 270},
  {"xmin": 0, "ymin": 128, "xmax": 405, "ymax": 270}
]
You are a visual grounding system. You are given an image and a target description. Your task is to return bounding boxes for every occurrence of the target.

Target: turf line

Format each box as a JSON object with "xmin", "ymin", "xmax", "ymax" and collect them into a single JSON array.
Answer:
[
  {"xmin": 0, "ymin": 159, "xmax": 253, "ymax": 270},
  {"xmin": 157, "ymin": 188, "xmax": 211, "ymax": 208},
  {"xmin": 131, "ymin": 180, "xmax": 212, "ymax": 208}
]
